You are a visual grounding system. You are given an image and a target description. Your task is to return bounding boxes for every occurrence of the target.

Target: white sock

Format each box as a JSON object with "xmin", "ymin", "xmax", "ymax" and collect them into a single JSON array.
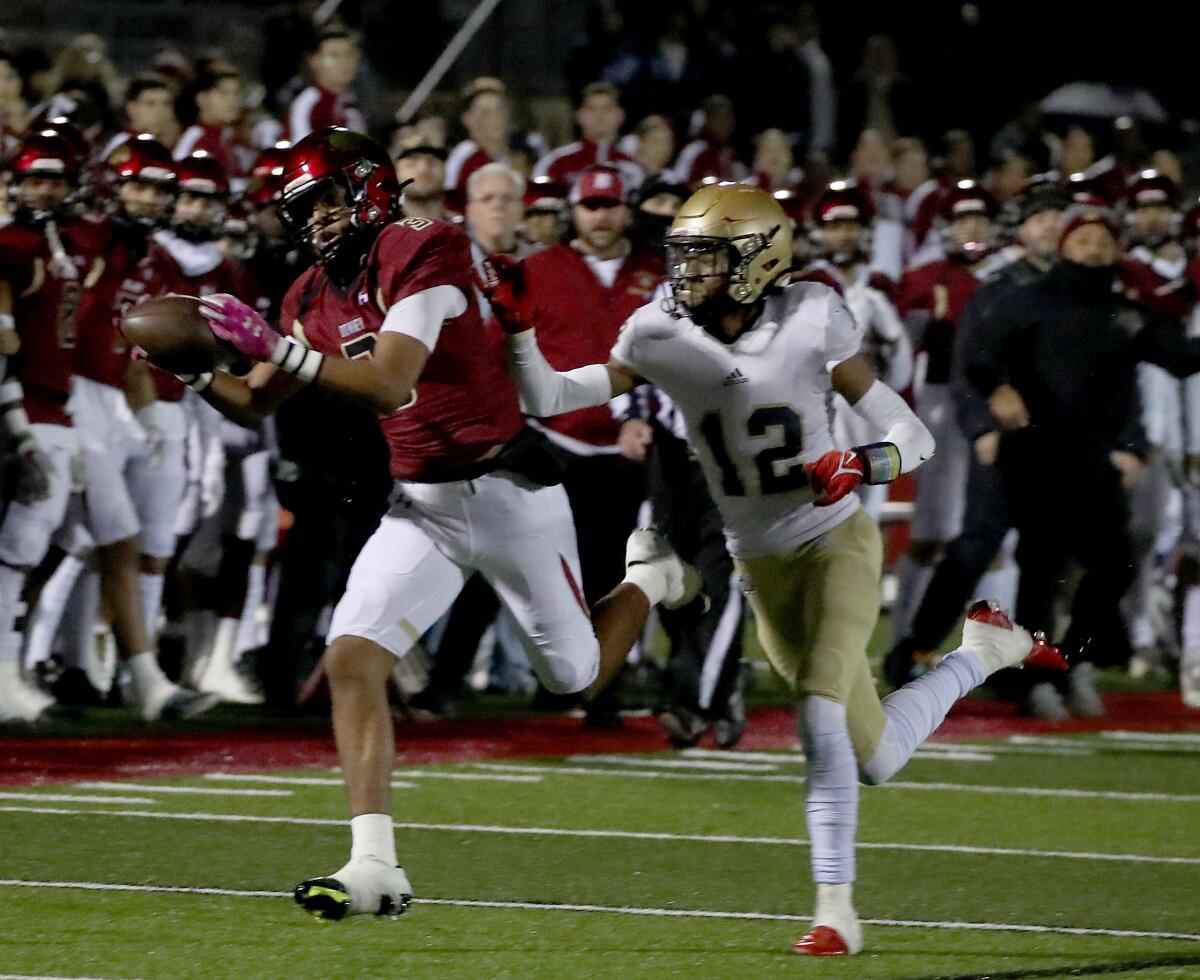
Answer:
[
  {"xmin": 892, "ymin": 556, "xmax": 935, "ymax": 641},
  {"xmin": 349, "ymin": 813, "xmax": 398, "ymax": 866},
  {"xmin": 0, "ymin": 627, "xmax": 18, "ymax": 666},
  {"xmin": 975, "ymin": 565, "xmax": 1019, "ymax": 620},
  {"xmin": 138, "ymin": 572, "xmax": 165, "ymax": 643},
  {"xmin": 24, "ymin": 554, "xmax": 85, "ymax": 667},
  {"xmin": 1182, "ymin": 586, "xmax": 1200, "ymax": 664},
  {"xmin": 622, "ymin": 564, "xmax": 667, "ymax": 606},
  {"xmin": 800, "ymin": 696, "xmax": 858, "ymax": 884},
  {"xmin": 183, "ymin": 610, "xmax": 217, "ymax": 680},
  {"xmin": 208, "ymin": 617, "xmax": 239, "ymax": 672},
  {"xmin": 59, "ymin": 569, "xmax": 100, "ymax": 671},
  {"xmin": 814, "ymin": 882, "xmax": 854, "ymax": 924},
  {"xmin": 126, "ymin": 650, "xmax": 170, "ymax": 699},
  {"xmin": 860, "ymin": 650, "xmax": 984, "ymax": 785},
  {"xmin": 236, "ymin": 563, "xmax": 267, "ymax": 654}
]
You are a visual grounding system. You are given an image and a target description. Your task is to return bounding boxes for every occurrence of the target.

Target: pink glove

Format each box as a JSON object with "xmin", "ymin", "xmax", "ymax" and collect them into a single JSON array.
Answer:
[{"xmin": 200, "ymin": 293, "xmax": 280, "ymax": 363}]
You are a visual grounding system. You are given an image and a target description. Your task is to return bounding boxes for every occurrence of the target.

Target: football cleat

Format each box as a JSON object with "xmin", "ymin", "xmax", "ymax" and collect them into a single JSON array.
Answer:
[
  {"xmin": 294, "ymin": 859, "xmax": 412, "ymax": 920},
  {"xmin": 793, "ymin": 925, "xmax": 852, "ymax": 956},
  {"xmin": 196, "ymin": 658, "xmax": 264, "ymax": 705},
  {"xmin": 961, "ymin": 600, "xmax": 1034, "ymax": 675},
  {"xmin": 624, "ymin": 530, "xmax": 704, "ymax": 611},
  {"xmin": 660, "ymin": 703, "xmax": 706, "ymax": 748},
  {"xmin": 1025, "ymin": 632, "xmax": 1070, "ymax": 672},
  {"xmin": 1024, "ymin": 681, "xmax": 1069, "ymax": 721}
]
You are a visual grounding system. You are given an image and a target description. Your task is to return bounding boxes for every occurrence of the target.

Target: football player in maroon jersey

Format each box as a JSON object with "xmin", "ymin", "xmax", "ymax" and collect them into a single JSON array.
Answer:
[{"xmin": 180, "ymin": 128, "xmax": 700, "ymax": 919}]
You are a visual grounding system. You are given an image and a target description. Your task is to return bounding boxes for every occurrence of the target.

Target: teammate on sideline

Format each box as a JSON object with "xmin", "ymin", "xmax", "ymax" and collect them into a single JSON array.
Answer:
[
  {"xmin": 481, "ymin": 182, "xmax": 1063, "ymax": 956},
  {"xmin": 165, "ymin": 127, "xmax": 700, "ymax": 919}
]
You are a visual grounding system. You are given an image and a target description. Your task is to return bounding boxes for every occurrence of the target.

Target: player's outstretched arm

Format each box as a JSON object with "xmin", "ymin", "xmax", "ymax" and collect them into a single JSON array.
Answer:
[
  {"xmin": 805, "ymin": 353, "xmax": 936, "ymax": 506},
  {"xmin": 505, "ymin": 329, "xmax": 635, "ymax": 416}
]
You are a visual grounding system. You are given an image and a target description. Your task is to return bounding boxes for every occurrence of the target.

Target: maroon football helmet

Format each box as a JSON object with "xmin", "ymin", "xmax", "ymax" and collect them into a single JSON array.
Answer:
[
  {"xmin": 812, "ymin": 179, "xmax": 874, "ymax": 225},
  {"xmin": 1125, "ymin": 169, "xmax": 1179, "ymax": 211},
  {"xmin": 811, "ymin": 180, "xmax": 873, "ymax": 267},
  {"xmin": 9, "ymin": 129, "xmax": 82, "ymax": 224},
  {"xmin": 245, "ymin": 142, "xmax": 291, "ymax": 205},
  {"xmin": 105, "ymin": 135, "xmax": 176, "ymax": 229},
  {"xmin": 174, "ymin": 151, "xmax": 230, "ymax": 197},
  {"xmin": 940, "ymin": 179, "xmax": 998, "ymax": 260},
  {"xmin": 278, "ymin": 127, "xmax": 401, "ymax": 266}
]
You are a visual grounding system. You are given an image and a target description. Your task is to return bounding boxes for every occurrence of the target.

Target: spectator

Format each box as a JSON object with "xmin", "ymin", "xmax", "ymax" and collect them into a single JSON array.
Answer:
[
  {"xmin": 284, "ymin": 27, "xmax": 365, "ymax": 141},
  {"xmin": 0, "ymin": 50, "xmax": 29, "ymax": 140},
  {"xmin": 99, "ymin": 75, "xmax": 179, "ymax": 160},
  {"xmin": 534, "ymin": 81, "xmax": 642, "ymax": 190},
  {"xmin": 174, "ymin": 67, "xmax": 249, "ymax": 179},
  {"xmin": 444, "ymin": 77, "xmax": 513, "ymax": 204},
  {"xmin": 744, "ymin": 128, "xmax": 802, "ymax": 194},
  {"xmin": 465, "ymin": 162, "xmax": 533, "ymax": 263},
  {"xmin": 39, "ymin": 34, "xmax": 121, "ymax": 129},
  {"xmin": 393, "ymin": 127, "xmax": 450, "ymax": 222},
  {"xmin": 627, "ymin": 114, "xmax": 676, "ymax": 180},
  {"xmin": 671, "ymin": 93, "xmax": 745, "ymax": 186}
]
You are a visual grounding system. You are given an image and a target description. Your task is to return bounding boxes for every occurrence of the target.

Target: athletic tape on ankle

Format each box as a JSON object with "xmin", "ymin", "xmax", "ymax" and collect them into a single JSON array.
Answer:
[
  {"xmin": 855, "ymin": 442, "xmax": 902, "ymax": 485},
  {"xmin": 271, "ymin": 337, "xmax": 324, "ymax": 383}
]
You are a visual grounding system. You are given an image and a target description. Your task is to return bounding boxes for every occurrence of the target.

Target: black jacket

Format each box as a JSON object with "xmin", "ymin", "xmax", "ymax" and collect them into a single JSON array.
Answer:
[{"xmin": 957, "ymin": 260, "xmax": 1200, "ymax": 461}]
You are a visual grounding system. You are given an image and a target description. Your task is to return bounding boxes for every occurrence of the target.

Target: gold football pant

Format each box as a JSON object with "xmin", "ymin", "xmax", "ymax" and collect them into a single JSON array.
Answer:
[{"xmin": 734, "ymin": 507, "xmax": 887, "ymax": 765}]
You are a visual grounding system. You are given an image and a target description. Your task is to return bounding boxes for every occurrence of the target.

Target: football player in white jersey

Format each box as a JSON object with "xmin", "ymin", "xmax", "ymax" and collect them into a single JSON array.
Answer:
[{"xmin": 482, "ymin": 183, "xmax": 1061, "ymax": 956}]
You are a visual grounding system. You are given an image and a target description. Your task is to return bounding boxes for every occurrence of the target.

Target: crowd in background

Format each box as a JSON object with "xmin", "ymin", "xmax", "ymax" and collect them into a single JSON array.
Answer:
[{"xmin": 1, "ymin": 1, "xmax": 1199, "ymax": 739}]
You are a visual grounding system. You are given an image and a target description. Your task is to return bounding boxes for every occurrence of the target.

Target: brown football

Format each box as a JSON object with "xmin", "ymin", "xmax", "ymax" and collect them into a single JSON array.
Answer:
[{"xmin": 120, "ymin": 294, "xmax": 237, "ymax": 374}]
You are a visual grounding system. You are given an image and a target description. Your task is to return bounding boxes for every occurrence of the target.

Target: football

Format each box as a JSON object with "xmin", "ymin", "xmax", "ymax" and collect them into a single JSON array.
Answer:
[{"xmin": 120, "ymin": 293, "xmax": 238, "ymax": 374}]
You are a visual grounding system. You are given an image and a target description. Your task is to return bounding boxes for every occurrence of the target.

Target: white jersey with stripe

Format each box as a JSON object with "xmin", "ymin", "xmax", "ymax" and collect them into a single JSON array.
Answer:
[{"xmin": 611, "ymin": 280, "xmax": 864, "ymax": 559}]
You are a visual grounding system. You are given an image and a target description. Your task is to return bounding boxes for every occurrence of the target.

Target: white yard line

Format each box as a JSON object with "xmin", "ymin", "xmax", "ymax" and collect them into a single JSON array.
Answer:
[
  {"xmin": 75, "ymin": 782, "xmax": 293, "ymax": 798},
  {"xmin": 2, "ymin": 879, "xmax": 1198, "ymax": 943},
  {"xmin": 680, "ymin": 748, "xmax": 998, "ymax": 764},
  {"xmin": 0, "ymin": 804, "xmax": 1195, "ymax": 865},
  {"xmin": 0, "ymin": 792, "xmax": 157, "ymax": 805},
  {"xmin": 0, "ymin": 974, "xmax": 139, "ymax": 980},
  {"xmin": 1009, "ymin": 735, "xmax": 1195, "ymax": 754},
  {"xmin": 473, "ymin": 762, "xmax": 1200, "ymax": 802},
  {"xmin": 202, "ymin": 770, "xmax": 541, "ymax": 786},
  {"xmin": 1100, "ymin": 731, "xmax": 1200, "ymax": 744},
  {"xmin": 566, "ymin": 754, "xmax": 779, "ymax": 772}
]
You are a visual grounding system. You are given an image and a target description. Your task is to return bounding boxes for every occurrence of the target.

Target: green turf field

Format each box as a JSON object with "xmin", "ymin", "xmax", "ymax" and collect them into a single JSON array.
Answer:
[{"xmin": 2, "ymin": 731, "xmax": 1199, "ymax": 979}]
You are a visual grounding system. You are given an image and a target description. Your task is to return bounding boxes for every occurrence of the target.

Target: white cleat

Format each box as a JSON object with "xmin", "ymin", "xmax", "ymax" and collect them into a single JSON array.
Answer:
[
  {"xmin": 794, "ymin": 901, "xmax": 863, "ymax": 956},
  {"xmin": 624, "ymin": 529, "xmax": 703, "ymax": 611},
  {"xmin": 137, "ymin": 680, "xmax": 221, "ymax": 721},
  {"xmin": 960, "ymin": 600, "xmax": 1034, "ymax": 676},
  {"xmin": 196, "ymin": 659, "xmax": 263, "ymax": 705},
  {"xmin": 294, "ymin": 858, "xmax": 413, "ymax": 920},
  {"xmin": 0, "ymin": 656, "xmax": 53, "ymax": 723},
  {"xmin": 1066, "ymin": 662, "xmax": 1105, "ymax": 718}
]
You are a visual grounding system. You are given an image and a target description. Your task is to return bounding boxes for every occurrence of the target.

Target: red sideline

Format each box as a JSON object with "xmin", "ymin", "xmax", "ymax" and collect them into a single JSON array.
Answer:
[{"xmin": 0, "ymin": 693, "xmax": 1196, "ymax": 787}]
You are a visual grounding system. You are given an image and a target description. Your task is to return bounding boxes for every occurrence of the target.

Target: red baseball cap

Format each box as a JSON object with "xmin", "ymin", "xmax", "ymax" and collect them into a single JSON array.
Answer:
[{"xmin": 570, "ymin": 165, "xmax": 626, "ymax": 206}]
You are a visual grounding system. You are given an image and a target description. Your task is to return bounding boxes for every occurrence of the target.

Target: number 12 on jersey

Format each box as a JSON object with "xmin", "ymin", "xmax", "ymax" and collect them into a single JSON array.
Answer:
[{"xmin": 698, "ymin": 406, "xmax": 806, "ymax": 496}]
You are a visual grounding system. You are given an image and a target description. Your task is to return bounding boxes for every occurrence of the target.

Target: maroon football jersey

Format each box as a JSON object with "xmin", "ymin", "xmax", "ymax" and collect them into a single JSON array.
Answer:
[
  {"xmin": 73, "ymin": 220, "xmax": 149, "ymax": 389},
  {"xmin": 520, "ymin": 242, "xmax": 664, "ymax": 448},
  {"xmin": 897, "ymin": 258, "xmax": 984, "ymax": 384},
  {"xmin": 279, "ymin": 218, "xmax": 524, "ymax": 481},
  {"xmin": 136, "ymin": 235, "xmax": 251, "ymax": 401},
  {"xmin": 0, "ymin": 219, "xmax": 104, "ymax": 425}
]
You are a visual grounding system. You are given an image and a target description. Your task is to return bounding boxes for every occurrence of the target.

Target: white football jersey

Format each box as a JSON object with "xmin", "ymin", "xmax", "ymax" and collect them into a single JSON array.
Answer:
[{"xmin": 611, "ymin": 281, "xmax": 864, "ymax": 558}]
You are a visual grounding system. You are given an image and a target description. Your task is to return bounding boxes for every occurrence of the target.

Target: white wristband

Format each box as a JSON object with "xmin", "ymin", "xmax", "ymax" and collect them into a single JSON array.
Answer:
[
  {"xmin": 176, "ymin": 372, "xmax": 214, "ymax": 393},
  {"xmin": 0, "ymin": 314, "xmax": 14, "ymax": 332},
  {"xmin": 3, "ymin": 402, "xmax": 32, "ymax": 439},
  {"xmin": 0, "ymin": 378, "xmax": 22, "ymax": 405},
  {"xmin": 270, "ymin": 337, "xmax": 324, "ymax": 384}
]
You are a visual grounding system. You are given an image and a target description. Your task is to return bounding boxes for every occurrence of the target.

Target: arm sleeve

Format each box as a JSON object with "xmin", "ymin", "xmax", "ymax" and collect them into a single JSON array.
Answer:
[
  {"xmin": 848, "ymin": 379, "xmax": 935, "ymax": 474},
  {"xmin": 380, "ymin": 284, "xmax": 468, "ymax": 353},
  {"xmin": 506, "ymin": 329, "xmax": 614, "ymax": 417}
]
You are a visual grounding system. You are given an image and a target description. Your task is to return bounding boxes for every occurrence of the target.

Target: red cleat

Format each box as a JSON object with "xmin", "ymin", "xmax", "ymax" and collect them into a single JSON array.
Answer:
[
  {"xmin": 793, "ymin": 926, "xmax": 850, "ymax": 956},
  {"xmin": 1024, "ymin": 632, "xmax": 1070, "ymax": 671},
  {"xmin": 966, "ymin": 598, "xmax": 1014, "ymax": 629}
]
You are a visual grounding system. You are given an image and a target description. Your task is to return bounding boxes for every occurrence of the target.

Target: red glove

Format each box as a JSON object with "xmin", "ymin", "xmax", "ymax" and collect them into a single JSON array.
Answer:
[
  {"xmin": 476, "ymin": 253, "xmax": 534, "ymax": 334},
  {"xmin": 804, "ymin": 449, "xmax": 863, "ymax": 506}
]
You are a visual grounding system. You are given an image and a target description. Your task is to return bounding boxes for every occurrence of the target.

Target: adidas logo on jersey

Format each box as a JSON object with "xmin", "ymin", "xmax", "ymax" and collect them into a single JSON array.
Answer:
[{"xmin": 722, "ymin": 368, "xmax": 749, "ymax": 386}]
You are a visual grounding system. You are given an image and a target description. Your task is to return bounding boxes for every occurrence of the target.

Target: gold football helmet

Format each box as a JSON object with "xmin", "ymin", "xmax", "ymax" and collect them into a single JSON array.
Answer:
[{"xmin": 665, "ymin": 183, "xmax": 792, "ymax": 316}]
